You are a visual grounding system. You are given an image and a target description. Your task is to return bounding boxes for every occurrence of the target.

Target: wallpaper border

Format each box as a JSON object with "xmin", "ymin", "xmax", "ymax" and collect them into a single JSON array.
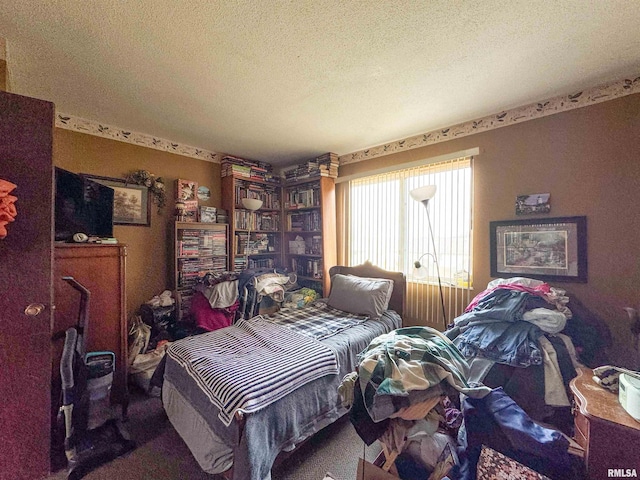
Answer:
[
  {"xmin": 55, "ymin": 114, "xmax": 220, "ymax": 163},
  {"xmin": 339, "ymin": 74, "xmax": 640, "ymax": 165},
  {"xmin": 55, "ymin": 74, "xmax": 639, "ymax": 165}
]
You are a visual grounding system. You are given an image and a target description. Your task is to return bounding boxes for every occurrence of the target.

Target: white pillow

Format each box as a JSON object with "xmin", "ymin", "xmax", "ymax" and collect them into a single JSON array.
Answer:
[{"xmin": 327, "ymin": 274, "xmax": 394, "ymax": 319}]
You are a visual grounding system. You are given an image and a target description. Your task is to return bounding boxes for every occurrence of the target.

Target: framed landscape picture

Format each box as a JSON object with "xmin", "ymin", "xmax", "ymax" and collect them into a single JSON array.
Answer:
[
  {"xmin": 490, "ymin": 216, "xmax": 587, "ymax": 283},
  {"xmin": 82, "ymin": 174, "xmax": 151, "ymax": 226}
]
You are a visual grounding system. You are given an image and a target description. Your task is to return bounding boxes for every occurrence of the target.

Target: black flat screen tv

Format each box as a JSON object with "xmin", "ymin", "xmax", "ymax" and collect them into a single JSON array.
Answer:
[{"xmin": 54, "ymin": 167, "xmax": 115, "ymax": 241}]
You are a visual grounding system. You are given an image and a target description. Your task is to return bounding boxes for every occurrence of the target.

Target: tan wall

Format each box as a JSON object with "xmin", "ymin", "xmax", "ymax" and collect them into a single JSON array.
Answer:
[
  {"xmin": 53, "ymin": 128, "xmax": 222, "ymax": 318},
  {"xmin": 339, "ymin": 93, "xmax": 640, "ymax": 367}
]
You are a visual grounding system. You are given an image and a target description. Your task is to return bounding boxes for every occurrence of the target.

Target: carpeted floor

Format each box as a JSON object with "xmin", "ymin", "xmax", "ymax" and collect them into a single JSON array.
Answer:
[{"xmin": 46, "ymin": 390, "xmax": 381, "ymax": 480}]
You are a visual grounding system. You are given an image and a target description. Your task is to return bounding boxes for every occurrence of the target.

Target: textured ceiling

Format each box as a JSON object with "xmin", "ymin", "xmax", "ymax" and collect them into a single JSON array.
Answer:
[{"xmin": 1, "ymin": 1, "xmax": 639, "ymax": 166}]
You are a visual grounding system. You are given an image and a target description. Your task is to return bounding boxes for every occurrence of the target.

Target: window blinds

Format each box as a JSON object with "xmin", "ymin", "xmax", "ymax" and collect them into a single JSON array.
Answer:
[{"xmin": 338, "ymin": 156, "xmax": 473, "ymax": 328}]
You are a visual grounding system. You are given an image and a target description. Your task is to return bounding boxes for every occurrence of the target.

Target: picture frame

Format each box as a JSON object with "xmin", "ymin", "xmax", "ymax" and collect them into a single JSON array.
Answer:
[
  {"xmin": 81, "ymin": 174, "xmax": 151, "ymax": 226},
  {"xmin": 515, "ymin": 193, "xmax": 551, "ymax": 215},
  {"xmin": 490, "ymin": 216, "xmax": 587, "ymax": 283}
]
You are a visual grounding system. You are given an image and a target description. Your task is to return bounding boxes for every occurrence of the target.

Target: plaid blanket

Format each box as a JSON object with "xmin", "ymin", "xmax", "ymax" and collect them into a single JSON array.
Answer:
[
  {"xmin": 263, "ymin": 301, "xmax": 369, "ymax": 340},
  {"xmin": 167, "ymin": 316, "xmax": 338, "ymax": 426},
  {"xmin": 358, "ymin": 326, "xmax": 492, "ymax": 422}
]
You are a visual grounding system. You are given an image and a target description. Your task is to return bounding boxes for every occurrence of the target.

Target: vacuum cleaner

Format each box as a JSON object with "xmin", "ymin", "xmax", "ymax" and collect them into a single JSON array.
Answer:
[{"xmin": 58, "ymin": 276, "xmax": 135, "ymax": 480}]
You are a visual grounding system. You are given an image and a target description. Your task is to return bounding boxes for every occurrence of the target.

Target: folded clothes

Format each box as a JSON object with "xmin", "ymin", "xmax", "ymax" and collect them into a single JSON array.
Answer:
[{"xmin": 523, "ymin": 308, "xmax": 567, "ymax": 334}]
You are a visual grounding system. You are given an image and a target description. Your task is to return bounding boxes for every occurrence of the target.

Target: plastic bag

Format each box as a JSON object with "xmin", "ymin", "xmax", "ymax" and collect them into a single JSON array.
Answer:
[
  {"xmin": 130, "ymin": 343, "xmax": 169, "ymax": 394},
  {"xmin": 128, "ymin": 315, "xmax": 151, "ymax": 367}
]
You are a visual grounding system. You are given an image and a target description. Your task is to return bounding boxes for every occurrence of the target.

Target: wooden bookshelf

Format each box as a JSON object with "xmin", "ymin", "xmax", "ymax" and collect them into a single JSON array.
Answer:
[
  {"xmin": 221, "ymin": 175, "xmax": 282, "ymax": 273},
  {"xmin": 282, "ymin": 176, "xmax": 336, "ymax": 296},
  {"xmin": 173, "ymin": 222, "xmax": 228, "ymax": 320}
]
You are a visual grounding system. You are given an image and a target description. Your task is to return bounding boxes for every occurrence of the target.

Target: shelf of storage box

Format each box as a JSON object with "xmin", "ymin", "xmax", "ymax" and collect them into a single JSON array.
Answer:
[
  {"xmin": 282, "ymin": 176, "xmax": 336, "ymax": 296},
  {"xmin": 221, "ymin": 174, "xmax": 283, "ymax": 273}
]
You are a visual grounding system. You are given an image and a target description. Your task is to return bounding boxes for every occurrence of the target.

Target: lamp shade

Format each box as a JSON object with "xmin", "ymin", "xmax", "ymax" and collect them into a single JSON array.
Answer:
[
  {"xmin": 413, "ymin": 263, "xmax": 429, "ymax": 279},
  {"xmin": 410, "ymin": 185, "xmax": 437, "ymax": 204},
  {"xmin": 241, "ymin": 197, "xmax": 263, "ymax": 211}
]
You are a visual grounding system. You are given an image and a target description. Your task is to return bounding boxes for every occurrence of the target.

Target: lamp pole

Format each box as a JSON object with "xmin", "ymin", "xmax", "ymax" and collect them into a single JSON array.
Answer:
[
  {"xmin": 424, "ymin": 204, "xmax": 447, "ymax": 329},
  {"xmin": 410, "ymin": 185, "xmax": 447, "ymax": 330},
  {"xmin": 241, "ymin": 198, "xmax": 263, "ymax": 270}
]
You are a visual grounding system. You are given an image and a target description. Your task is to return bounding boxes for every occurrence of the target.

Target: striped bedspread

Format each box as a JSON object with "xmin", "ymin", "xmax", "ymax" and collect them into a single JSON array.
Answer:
[{"xmin": 167, "ymin": 316, "xmax": 339, "ymax": 426}]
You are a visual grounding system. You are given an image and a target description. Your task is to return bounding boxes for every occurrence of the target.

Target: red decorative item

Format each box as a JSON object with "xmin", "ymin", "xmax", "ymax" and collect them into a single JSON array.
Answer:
[{"xmin": 0, "ymin": 178, "xmax": 17, "ymax": 239}]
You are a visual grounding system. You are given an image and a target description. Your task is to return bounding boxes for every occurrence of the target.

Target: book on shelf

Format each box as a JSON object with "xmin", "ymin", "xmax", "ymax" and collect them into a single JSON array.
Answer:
[
  {"xmin": 283, "ymin": 153, "xmax": 339, "ymax": 183},
  {"xmin": 221, "ymin": 156, "xmax": 280, "ymax": 184},
  {"xmin": 234, "ymin": 210, "xmax": 281, "ymax": 231},
  {"xmin": 236, "ymin": 232, "xmax": 278, "ymax": 255},
  {"xmin": 234, "ymin": 180, "xmax": 281, "ymax": 210},
  {"xmin": 248, "ymin": 257, "xmax": 277, "ymax": 269},
  {"xmin": 287, "ymin": 210, "xmax": 321, "ymax": 231},
  {"xmin": 284, "ymin": 184, "xmax": 320, "ymax": 209},
  {"xmin": 289, "ymin": 257, "xmax": 323, "ymax": 279},
  {"xmin": 178, "ymin": 228, "xmax": 226, "ymax": 256}
]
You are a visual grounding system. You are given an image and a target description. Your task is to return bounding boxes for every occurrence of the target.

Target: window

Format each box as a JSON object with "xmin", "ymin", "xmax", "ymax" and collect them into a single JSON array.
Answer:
[{"xmin": 340, "ymin": 155, "xmax": 473, "ymax": 327}]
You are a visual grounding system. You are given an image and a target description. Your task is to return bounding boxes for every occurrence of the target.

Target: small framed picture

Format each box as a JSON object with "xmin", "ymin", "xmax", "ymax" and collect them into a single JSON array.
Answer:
[
  {"xmin": 177, "ymin": 179, "xmax": 198, "ymax": 201},
  {"xmin": 82, "ymin": 174, "xmax": 150, "ymax": 226},
  {"xmin": 197, "ymin": 185, "xmax": 211, "ymax": 201},
  {"xmin": 490, "ymin": 216, "xmax": 587, "ymax": 283},
  {"xmin": 516, "ymin": 193, "xmax": 551, "ymax": 215}
]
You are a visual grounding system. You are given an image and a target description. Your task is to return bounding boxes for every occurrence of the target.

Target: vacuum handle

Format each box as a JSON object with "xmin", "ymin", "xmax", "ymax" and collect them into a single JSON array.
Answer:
[
  {"xmin": 62, "ymin": 276, "xmax": 90, "ymax": 296},
  {"xmin": 62, "ymin": 276, "xmax": 91, "ymax": 329},
  {"xmin": 60, "ymin": 327, "xmax": 77, "ymax": 405}
]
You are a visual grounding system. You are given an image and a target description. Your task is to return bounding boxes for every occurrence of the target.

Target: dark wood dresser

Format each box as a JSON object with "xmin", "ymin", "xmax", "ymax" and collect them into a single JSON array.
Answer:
[
  {"xmin": 52, "ymin": 244, "xmax": 129, "ymax": 421},
  {"xmin": 570, "ymin": 368, "xmax": 640, "ymax": 479}
]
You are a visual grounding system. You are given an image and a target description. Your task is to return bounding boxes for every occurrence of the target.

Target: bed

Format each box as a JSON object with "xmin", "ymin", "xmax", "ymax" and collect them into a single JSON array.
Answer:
[{"xmin": 162, "ymin": 262, "xmax": 406, "ymax": 480}]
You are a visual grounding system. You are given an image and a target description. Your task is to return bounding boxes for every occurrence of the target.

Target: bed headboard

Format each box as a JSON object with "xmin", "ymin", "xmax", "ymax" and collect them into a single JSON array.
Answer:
[{"xmin": 328, "ymin": 261, "xmax": 406, "ymax": 318}]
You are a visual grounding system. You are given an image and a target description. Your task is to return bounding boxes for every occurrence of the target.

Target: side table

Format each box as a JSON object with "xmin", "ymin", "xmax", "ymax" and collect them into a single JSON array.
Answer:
[{"xmin": 570, "ymin": 368, "xmax": 640, "ymax": 479}]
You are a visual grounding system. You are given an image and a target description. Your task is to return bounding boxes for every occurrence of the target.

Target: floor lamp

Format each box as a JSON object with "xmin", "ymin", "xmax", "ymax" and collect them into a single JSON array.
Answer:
[
  {"xmin": 409, "ymin": 185, "xmax": 447, "ymax": 329},
  {"xmin": 241, "ymin": 197, "xmax": 263, "ymax": 270}
]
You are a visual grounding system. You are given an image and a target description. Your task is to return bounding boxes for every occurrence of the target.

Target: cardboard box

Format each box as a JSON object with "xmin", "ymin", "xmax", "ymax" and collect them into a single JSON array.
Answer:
[
  {"xmin": 358, "ymin": 443, "xmax": 456, "ymax": 480},
  {"xmin": 356, "ymin": 458, "xmax": 399, "ymax": 480}
]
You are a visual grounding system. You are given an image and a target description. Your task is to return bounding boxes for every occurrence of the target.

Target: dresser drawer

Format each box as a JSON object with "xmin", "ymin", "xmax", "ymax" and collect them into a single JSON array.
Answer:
[
  {"xmin": 573, "ymin": 414, "xmax": 588, "ymax": 449},
  {"xmin": 574, "ymin": 408, "xmax": 589, "ymax": 438}
]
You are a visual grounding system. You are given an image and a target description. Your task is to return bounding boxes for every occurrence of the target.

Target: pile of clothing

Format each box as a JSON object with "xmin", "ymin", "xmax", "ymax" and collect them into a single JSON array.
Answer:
[
  {"xmin": 341, "ymin": 327, "xmax": 489, "ymax": 477},
  {"xmin": 192, "ymin": 271, "xmax": 240, "ymax": 331},
  {"xmin": 446, "ymin": 277, "xmax": 589, "ymax": 432},
  {"xmin": 342, "ymin": 325, "xmax": 583, "ymax": 479},
  {"xmin": 237, "ymin": 268, "xmax": 298, "ymax": 319}
]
